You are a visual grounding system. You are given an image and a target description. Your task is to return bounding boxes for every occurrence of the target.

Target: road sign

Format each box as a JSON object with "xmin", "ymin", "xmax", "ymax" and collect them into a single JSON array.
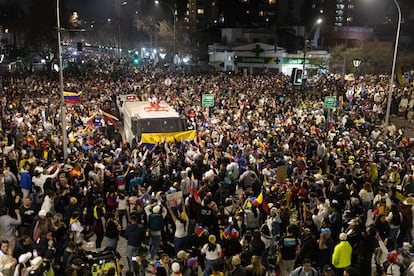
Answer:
[
  {"xmin": 202, "ymin": 94, "xmax": 214, "ymax": 107},
  {"xmin": 324, "ymin": 96, "xmax": 336, "ymax": 108}
]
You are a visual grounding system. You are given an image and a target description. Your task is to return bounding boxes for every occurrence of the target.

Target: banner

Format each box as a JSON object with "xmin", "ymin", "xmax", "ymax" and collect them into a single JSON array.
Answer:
[
  {"xmin": 166, "ymin": 191, "xmax": 183, "ymax": 207},
  {"xmin": 141, "ymin": 130, "xmax": 197, "ymax": 144}
]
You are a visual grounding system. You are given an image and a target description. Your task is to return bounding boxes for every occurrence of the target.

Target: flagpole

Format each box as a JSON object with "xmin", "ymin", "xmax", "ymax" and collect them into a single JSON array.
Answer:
[{"xmin": 57, "ymin": 0, "xmax": 68, "ymax": 159}]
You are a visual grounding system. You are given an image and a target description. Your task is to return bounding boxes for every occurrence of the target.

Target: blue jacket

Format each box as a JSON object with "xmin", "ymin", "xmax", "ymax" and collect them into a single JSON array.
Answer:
[
  {"xmin": 20, "ymin": 170, "xmax": 32, "ymax": 190},
  {"xmin": 129, "ymin": 168, "xmax": 146, "ymax": 193},
  {"xmin": 125, "ymin": 222, "xmax": 145, "ymax": 247}
]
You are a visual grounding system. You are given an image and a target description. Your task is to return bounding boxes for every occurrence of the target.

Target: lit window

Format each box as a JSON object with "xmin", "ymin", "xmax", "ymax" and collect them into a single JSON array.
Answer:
[
  {"xmin": 197, "ymin": 9, "xmax": 204, "ymax": 14},
  {"xmin": 268, "ymin": 0, "xmax": 276, "ymax": 4},
  {"xmin": 259, "ymin": 11, "xmax": 264, "ymax": 16},
  {"xmin": 212, "ymin": 1, "xmax": 216, "ymax": 6}
]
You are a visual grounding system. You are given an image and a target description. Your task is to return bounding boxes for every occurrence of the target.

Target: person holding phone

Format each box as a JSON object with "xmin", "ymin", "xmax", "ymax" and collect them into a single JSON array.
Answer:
[
  {"xmin": 105, "ymin": 211, "xmax": 122, "ymax": 251},
  {"xmin": 166, "ymin": 197, "xmax": 189, "ymax": 254},
  {"xmin": 125, "ymin": 213, "xmax": 145, "ymax": 271},
  {"xmin": 131, "ymin": 255, "xmax": 148, "ymax": 276}
]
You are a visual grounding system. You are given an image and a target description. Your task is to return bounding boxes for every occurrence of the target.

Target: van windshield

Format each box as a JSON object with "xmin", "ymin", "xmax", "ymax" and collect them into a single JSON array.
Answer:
[{"xmin": 134, "ymin": 117, "xmax": 183, "ymax": 134}]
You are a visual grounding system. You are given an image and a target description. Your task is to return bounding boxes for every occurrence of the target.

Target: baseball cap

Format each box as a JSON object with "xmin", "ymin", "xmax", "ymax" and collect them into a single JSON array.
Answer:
[
  {"xmin": 187, "ymin": 257, "xmax": 198, "ymax": 267},
  {"xmin": 231, "ymin": 255, "xmax": 241, "ymax": 266},
  {"xmin": 177, "ymin": 250, "xmax": 189, "ymax": 260}
]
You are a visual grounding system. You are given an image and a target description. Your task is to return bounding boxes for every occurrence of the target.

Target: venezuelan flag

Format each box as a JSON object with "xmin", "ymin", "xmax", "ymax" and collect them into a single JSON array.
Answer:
[
  {"xmin": 189, "ymin": 174, "xmax": 199, "ymax": 201},
  {"xmin": 101, "ymin": 111, "xmax": 120, "ymax": 126},
  {"xmin": 64, "ymin": 91, "xmax": 82, "ymax": 103},
  {"xmin": 141, "ymin": 130, "xmax": 197, "ymax": 144},
  {"xmin": 85, "ymin": 114, "xmax": 96, "ymax": 126},
  {"xmin": 256, "ymin": 190, "xmax": 269, "ymax": 213},
  {"xmin": 344, "ymin": 73, "xmax": 355, "ymax": 81}
]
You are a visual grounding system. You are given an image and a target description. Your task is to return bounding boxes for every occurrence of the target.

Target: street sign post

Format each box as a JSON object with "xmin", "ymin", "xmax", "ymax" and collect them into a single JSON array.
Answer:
[
  {"xmin": 202, "ymin": 94, "xmax": 214, "ymax": 118},
  {"xmin": 202, "ymin": 94, "xmax": 214, "ymax": 107},
  {"xmin": 324, "ymin": 96, "xmax": 336, "ymax": 127},
  {"xmin": 324, "ymin": 96, "xmax": 336, "ymax": 108}
]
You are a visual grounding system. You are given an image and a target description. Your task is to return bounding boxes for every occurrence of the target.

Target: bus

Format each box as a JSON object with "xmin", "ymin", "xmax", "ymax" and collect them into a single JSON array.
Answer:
[{"xmin": 121, "ymin": 99, "xmax": 189, "ymax": 144}]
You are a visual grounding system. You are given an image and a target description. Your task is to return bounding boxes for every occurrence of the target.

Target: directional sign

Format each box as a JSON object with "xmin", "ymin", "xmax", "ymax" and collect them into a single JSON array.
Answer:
[
  {"xmin": 202, "ymin": 94, "xmax": 214, "ymax": 107},
  {"xmin": 324, "ymin": 96, "xmax": 336, "ymax": 108}
]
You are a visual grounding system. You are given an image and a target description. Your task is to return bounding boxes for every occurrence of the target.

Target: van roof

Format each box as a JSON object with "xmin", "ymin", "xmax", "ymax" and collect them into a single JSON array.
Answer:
[{"xmin": 123, "ymin": 101, "xmax": 180, "ymax": 119}]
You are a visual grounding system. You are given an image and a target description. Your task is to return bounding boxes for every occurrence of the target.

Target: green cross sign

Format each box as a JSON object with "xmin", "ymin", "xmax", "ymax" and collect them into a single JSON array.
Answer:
[
  {"xmin": 251, "ymin": 44, "xmax": 264, "ymax": 58},
  {"xmin": 274, "ymin": 57, "xmax": 280, "ymax": 64}
]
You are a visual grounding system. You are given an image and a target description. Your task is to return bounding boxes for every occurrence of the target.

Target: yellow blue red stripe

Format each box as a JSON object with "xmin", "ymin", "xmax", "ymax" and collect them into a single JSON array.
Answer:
[
  {"xmin": 101, "ymin": 111, "xmax": 120, "ymax": 126},
  {"xmin": 64, "ymin": 91, "xmax": 82, "ymax": 103}
]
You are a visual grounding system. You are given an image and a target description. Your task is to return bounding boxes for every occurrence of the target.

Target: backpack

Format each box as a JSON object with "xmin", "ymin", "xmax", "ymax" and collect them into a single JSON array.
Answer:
[
  {"xmin": 391, "ymin": 211, "xmax": 402, "ymax": 226},
  {"xmin": 384, "ymin": 262, "xmax": 406, "ymax": 276},
  {"xmin": 149, "ymin": 213, "xmax": 164, "ymax": 231},
  {"xmin": 395, "ymin": 262, "xmax": 407, "ymax": 276}
]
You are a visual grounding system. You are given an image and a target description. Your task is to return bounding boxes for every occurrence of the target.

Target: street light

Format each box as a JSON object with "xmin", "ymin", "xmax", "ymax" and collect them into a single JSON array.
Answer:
[
  {"xmin": 303, "ymin": 18, "xmax": 322, "ymax": 82},
  {"xmin": 154, "ymin": 0, "xmax": 176, "ymax": 57},
  {"xmin": 384, "ymin": 0, "xmax": 402, "ymax": 127},
  {"xmin": 56, "ymin": 0, "xmax": 68, "ymax": 159},
  {"xmin": 353, "ymin": 58, "xmax": 361, "ymax": 77}
]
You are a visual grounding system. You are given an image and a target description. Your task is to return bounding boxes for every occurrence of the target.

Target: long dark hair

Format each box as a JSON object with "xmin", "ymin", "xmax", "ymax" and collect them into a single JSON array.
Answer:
[{"xmin": 207, "ymin": 241, "xmax": 217, "ymax": 252}]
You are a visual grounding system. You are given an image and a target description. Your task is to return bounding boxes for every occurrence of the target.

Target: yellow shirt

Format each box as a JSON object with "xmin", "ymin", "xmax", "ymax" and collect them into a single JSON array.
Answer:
[{"xmin": 332, "ymin": 241, "xmax": 352, "ymax": 268}]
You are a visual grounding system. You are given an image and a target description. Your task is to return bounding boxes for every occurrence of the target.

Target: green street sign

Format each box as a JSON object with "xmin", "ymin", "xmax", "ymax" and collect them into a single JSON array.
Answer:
[
  {"xmin": 282, "ymin": 57, "xmax": 310, "ymax": 65},
  {"xmin": 237, "ymin": 56, "xmax": 280, "ymax": 64},
  {"xmin": 324, "ymin": 96, "xmax": 336, "ymax": 108},
  {"xmin": 202, "ymin": 94, "xmax": 214, "ymax": 107}
]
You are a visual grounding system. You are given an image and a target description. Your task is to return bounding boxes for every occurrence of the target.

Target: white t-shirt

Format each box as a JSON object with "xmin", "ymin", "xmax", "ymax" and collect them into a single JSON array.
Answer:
[
  {"xmin": 174, "ymin": 219, "xmax": 188, "ymax": 239},
  {"xmin": 201, "ymin": 243, "xmax": 222, "ymax": 260},
  {"xmin": 117, "ymin": 196, "xmax": 128, "ymax": 211},
  {"xmin": 386, "ymin": 263, "xmax": 401, "ymax": 276}
]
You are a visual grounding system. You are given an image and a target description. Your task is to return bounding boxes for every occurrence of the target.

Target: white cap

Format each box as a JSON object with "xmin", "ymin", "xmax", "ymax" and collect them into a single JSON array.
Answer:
[
  {"xmin": 30, "ymin": 256, "xmax": 43, "ymax": 270},
  {"xmin": 18, "ymin": 252, "xmax": 32, "ymax": 264},
  {"xmin": 171, "ymin": 262, "xmax": 180, "ymax": 272}
]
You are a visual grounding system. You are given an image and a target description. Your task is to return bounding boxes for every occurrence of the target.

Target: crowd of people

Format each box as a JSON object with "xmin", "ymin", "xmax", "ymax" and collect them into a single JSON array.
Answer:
[{"xmin": 0, "ymin": 54, "xmax": 414, "ymax": 276}]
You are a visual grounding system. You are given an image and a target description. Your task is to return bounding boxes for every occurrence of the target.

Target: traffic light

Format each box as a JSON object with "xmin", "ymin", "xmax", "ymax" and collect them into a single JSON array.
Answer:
[
  {"xmin": 233, "ymin": 56, "xmax": 238, "ymax": 65},
  {"xmin": 133, "ymin": 55, "xmax": 140, "ymax": 65},
  {"xmin": 293, "ymin": 68, "xmax": 303, "ymax": 86}
]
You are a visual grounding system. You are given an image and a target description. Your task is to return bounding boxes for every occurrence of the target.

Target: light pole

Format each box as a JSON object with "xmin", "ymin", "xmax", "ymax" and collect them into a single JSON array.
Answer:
[
  {"xmin": 56, "ymin": 0, "xmax": 68, "ymax": 159},
  {"xmin": 384, "ymin": 0, "xmax": 402, "ymax": 127},
  {"xmin": 154, "ymin": 0, "xmax": 176, "ymax": 57},
  {"xmin": 303, "ymin": 18, "xmax": 322, "ymax": 81},
  {"xmin": 353, "ymin": 58, "xmax": 361, "ymax": 77}
]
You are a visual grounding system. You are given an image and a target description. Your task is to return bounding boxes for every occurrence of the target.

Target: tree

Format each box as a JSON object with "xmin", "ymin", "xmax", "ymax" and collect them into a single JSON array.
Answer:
[
  {"xmin": 329, "ymin": 44, "xmax": 396, "ymax": 75},
  {"xmin": 135, "ymin": 16, "xmax": 158, "ymax": 48}
]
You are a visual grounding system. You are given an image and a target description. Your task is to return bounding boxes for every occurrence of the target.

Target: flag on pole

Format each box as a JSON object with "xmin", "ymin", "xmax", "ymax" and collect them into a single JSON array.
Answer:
[
  {"xmin": 85, "ymin": 114, "xmax": 96, "ymax": 126},
  {"xmin": 256, "ymin": 190, "xmax": 269, "ymax": 213},
  {"xmin": 64, "ymin": 91, "xmax": 82, "ymax": 103},
  {"xmin": 189, "ymin": 174, "xmax": 199, "ymax": 201},
  {"xmin": 101, "ymin": 110, "xmax": 120, "ymax": 126}
]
